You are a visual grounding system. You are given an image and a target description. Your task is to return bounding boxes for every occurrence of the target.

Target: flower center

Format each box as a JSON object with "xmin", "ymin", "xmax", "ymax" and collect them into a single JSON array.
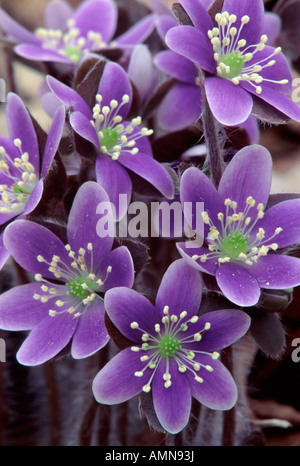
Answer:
[
  {"xmin": 99, "ymin": 128, "xmax": 120, "ymax": 150},
  {"xmin": 130, "ymin": 306, "xmax": 219, "ymax": 392},
  {"xmin": 0, "ymin": 139, "xmax": 38, "ymax": 215},
  {"xmin": 208, "ymin": 11, "xmax": 289, "ymax": 94},
  {"xmin": 66, "ymin": 276, "xmax": 96, "ymax": 299},
  {"xmin": 192, "ymin": 196, "xmax": 283, "ymax": 266},
  {"xmin": 35, "ymin": 19, "xmax": 107, "ymax": 64},
  {"xmin": 217, "ymin": 51, "xmax": 245, "ymax": 79},
  {"xmin": 221, "ymin": 230, "xmax": 248, "ymax": 259},
  {"xmin": 33, "ymin": 242, "xmax": 112, "ymax": 318},
  {"xmin": 158, "ymin": 334, "xmax": 181, "ymax": 358},
  {"xmin": 90, "ymin": 93, "xmax": 153, "ymax": 160}
]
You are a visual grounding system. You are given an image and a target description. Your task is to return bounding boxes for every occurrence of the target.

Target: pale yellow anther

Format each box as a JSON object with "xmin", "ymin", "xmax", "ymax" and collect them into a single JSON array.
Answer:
[{"xmin": 241, "ymin": 15, "xmax": 250, "ymax": 24}]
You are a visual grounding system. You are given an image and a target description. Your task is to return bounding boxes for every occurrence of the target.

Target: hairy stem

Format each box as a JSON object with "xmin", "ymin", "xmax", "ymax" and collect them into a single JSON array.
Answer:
[{"xmin": 197, "ymin": 70, "xmax": 225, "ymax": 187}]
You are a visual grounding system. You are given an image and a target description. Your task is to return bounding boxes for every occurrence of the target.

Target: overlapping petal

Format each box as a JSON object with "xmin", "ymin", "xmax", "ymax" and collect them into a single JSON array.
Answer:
[
  {"xmin": 71, "ymin": 300, "xmax": 109, "ymax": 359},
  {"xmin": 67, "ymin": 182, "xmax": 114, "ymax": 268},
  {"xmin": 16, "ymin": 312, "xmax": 78, "ymax": 366},
  {"xmin": 92, "ymin": 347, "xmax": 150, "ymax": 404},
  {"xmin": 154, "ymin": 259, "xmax": 202, "ymax": 318}
]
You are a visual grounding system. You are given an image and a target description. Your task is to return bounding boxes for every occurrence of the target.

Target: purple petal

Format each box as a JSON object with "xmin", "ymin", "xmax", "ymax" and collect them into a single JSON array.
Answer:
[
  {"xmin": 179, "ymin": 0, "xmax": 213, "ymax": 31},
  {"xmin": 187, "ymin": 355, "xmax": 238, "ymax": 410},
  {"xmin": 69, "ymin": 111, "xmax": 99, "ymax": 149},
  {"xmin": 23, "ymin": 179, "xmax": 44, "ymax": 215},
  {"xmin": 166, "ymin": 26, "xmax": 215, "ymax": 74},
  {"xmin": 155, "ymin": 259, "xmax": 202, "ymax": 318},
  {"xmin": 185, "ymin": 309, "xmax": 251, "ymax": 353},
  {"xmin": 44, "ymin": 0, "xmax": 74, "ymax": 30},
  {"xmin": 253, "ymin": 199, "xmax": 300, "ymax": 249},
  {"xmin": 3, "ymin": 219, "xmax": 70, "ymax": 280},
  {"xmin": 92, "ymin": 347, "xmax": 149, "ymax": 404},
  {"xmin": 15, "ymin": 44, "xmax": 73, "ymax": 64},
  {"xmin": 222, "ymin": 0, "xmax": 264, "ymax": 45},
  {"xmin": 155, "ymin": 14, "xmax": 177, "ymax": 42},
  {"xmin": 0, "ymin": 8, "xmax": 41, "ymax": 44},
  {"xmin": 16, "ymin": 312, "xmax": 77, "ymax": 366},
  {"xmin": 0, "ymin": 232, "xmax": 10, "ymax": 270},
  {"xmin": 216, "ymin": 262, "xmax": 261, "ymax": 307},
  {"xmin": 104, "ymin": 287, "xmax": 157, "ymax": 342},
  {"xmin": 152, "ymin": 359, "xmax": 191, "ymax": 434},
  {"xmin": 239, "ymin": 115, "xmax": 260, "ymax": 144},
  {"xmin": 95, "ymin": 153, "xmax": 132, "ymax": 220},
  {"xmin": 204, "ymin": 76, "xmax": 253, "ymax": 126},
  {"xmin": 67, "ymin": 181, "xmax": 114, "ymax": 268},
  {"xmin": 6, "ymin": 93, "xmax": 40, "ymax": 172},
  {"xmin": 72, "ymin": 0, "xmax": 117, "ymax": 43},
  {"xmin": 118, "ymin": 151, "xmax": 175, "ymax": 199},
  {"xmin": 218, "ymin": 144, "xmax": 272, "ymax": 218},
  {"xmin": 41, "ymin": 105, "xmax": 65, "ymax": 177},
  {"xmin": 128, "ymin": 45, "xmax": 157, "ymax": 103},
  {"xmin": 71, "ymin": 300, "xmax": 109, "ymax": 359},
  {"xmin": 263, "ymin": 12, "xmax": 281, "ymax": 46},
  {"xmin": 176, "ymin": 242, "xmax": 219, "ymax": 276},
  {"xmin": 180, "ymin": 166, "xmax": 224, "ymax": 235},
  {"xmin": 154, "ymin": 50, "xmax": 198, "ymax": 83},
  {"xmin": 246, "ymin": 45, "xmax": 292, "ymax": 94},
  {"xmin": 116, "ymin": 14, "xmax": 155, "ymax": 46},
  {"xmin": 249, "ymin": 254, "xmax": 300, "ymax": 289},
  {"xmin": 46, "ymin": 76, "xmax": 92, "ymax": 119},
  {"xmin": 157, "ymin": 83, "xmax": 202, "ymax": 132},
  {"xmin": 241, "ymin": 82, "xmax": 300, "ymax": 123},
  {"xmin": 97, "ymin": 62, "xmax": 132, "ymax": 118},
  {"xmin": 0, "ymin": 283, "xmax": 50, "ymax": 330},
  {"xmin": 150, "ymin": 0, "xmax": 172, "ymax": 15},
  {"xmin": 100, "ymin": 246, "xmax": 134, "ymax": 292},
  {"xmin": 0, "ymin": 136, "xmax": 19, "ymax": 165}
]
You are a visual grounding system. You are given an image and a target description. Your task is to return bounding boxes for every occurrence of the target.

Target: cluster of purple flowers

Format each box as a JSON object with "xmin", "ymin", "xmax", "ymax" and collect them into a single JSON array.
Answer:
[{"xmin": 0, "ymin": 0, "xmax": 300, "ymax": 437}]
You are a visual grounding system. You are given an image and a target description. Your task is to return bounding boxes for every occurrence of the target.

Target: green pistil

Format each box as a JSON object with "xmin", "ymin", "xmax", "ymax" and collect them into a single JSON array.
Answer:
[
  {"xmin": 99, "ymin": 128, "xmax": 119, "ymax": 149},
  {"xmin": 220, "ymin": 52, "xmax": 245, "ymax": 79},
  {"xmin": 159, "ymin": 334, "xmax": 181, "ymax": 358},
  {"xmin": 67, "ymin": 277, "xmax": 94, "ymax": 299},
  {"xmin": 65, "ymin": 46, "xmax": 82, "ymax": 63},
  {"xmin": 221, "ymin": 230, "xmax": 248, "ymax": 259},
  {"xmin": 12, "ymin": 183, "xmax": 33, "ymax": 196}
]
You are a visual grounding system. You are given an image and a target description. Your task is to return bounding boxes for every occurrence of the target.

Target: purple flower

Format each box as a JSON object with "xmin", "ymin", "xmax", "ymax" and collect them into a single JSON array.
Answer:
[
  {"xmin": 0, "ymin": 0, "xmax": 154, "ymax": 66},
  {"xmin": 92, "ymin": 259, "xmax": 250, "ymax": 434},
  {"xmin": 154, "ymin": 48, "xmax": 259, "ymax": 140},
  {"xmin": 154, "ymin": 50, "xmax": 203, "ymax": 132},
  {"xmin": 47, "ymin": 61, "xmax": 175, "ymax": 219},
  {"xmin": 165, "ymin": 0, "xmax": 300, "ymax": 126},
  {"xmin": 0, "ymin": 181, "xmax": 134, "ymax": 365},
  {"xmin": 0, "ymin": 92, "xmax": 65, "ymax": 269},
  {"xmin": 177, "ymin": 144, "xmax": 300, "ymax": 307}
]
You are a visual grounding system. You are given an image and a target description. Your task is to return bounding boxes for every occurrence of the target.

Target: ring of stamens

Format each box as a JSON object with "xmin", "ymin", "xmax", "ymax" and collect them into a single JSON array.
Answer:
[
  {"xmin": 208, "ymin": 12, "xmax": 289, "ymax": 94},
  {"xmin": 90, "ymin": 93, "xmax": 153, "ymax": 160},
  {"xmin": 33, "ymin": 242, "xmax": 112, "ymax": 318},
  {"xmin": 0, "ymin": 139, "xmax": 38, "ymax": 214},
  {"xmin": 130, "ymin": 306, "xmax": 219, "ymax": 392},
  {"xmin": 192, "ymin": 196, "xmax": 282, "ymax": 266},
  {"xmin": 35, "ymin": 19, "xmax": 107, "ymax": 64}
]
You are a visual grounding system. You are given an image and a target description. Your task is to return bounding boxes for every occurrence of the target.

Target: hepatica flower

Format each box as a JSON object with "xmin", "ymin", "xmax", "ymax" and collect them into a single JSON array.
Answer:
[
  {"xmin": 92, "ymin": 259, "xmax": 250, "ymax": 434},
  {"xmin": 0, "ymin": 0, "xmax": 154, "ymax": 66},
  {"xmin": 0, "ymin": 182, "xmax": 134, "ymax": 365},
  {"xmin": 47, "ymin": 61, "xmax": 174, "ymax": 218},
  {"xmin": 165, "ymin": 0, "xmax": 300, "ymax": 126},
  {"xmin": 177, "ymin": 145, "xmax": 300, "ymax": 307},
  {"xmin": 0, "ymin": 92, "xmax": 65, "ymax": 269}
]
